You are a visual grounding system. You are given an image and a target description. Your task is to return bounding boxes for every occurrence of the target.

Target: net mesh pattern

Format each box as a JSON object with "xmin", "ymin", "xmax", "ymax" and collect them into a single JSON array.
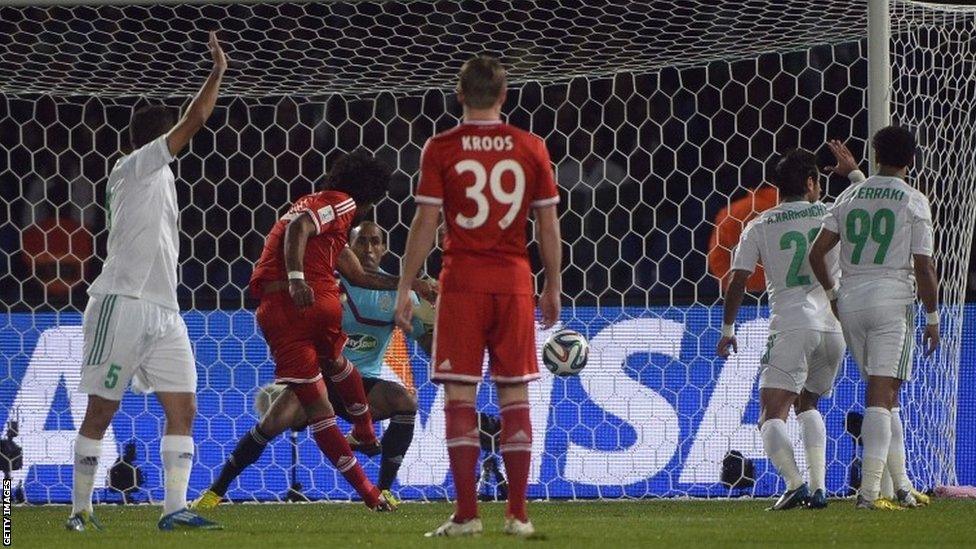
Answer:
[{"xmin": 0, "ymin": 0, "xmax": 971, "ymax": 502}]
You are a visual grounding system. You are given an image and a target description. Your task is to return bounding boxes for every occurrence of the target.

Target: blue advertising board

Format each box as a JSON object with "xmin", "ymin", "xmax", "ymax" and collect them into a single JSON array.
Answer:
[{"xmin": 1, "ymin": 305, "xmax": 973, "ymax": 503}]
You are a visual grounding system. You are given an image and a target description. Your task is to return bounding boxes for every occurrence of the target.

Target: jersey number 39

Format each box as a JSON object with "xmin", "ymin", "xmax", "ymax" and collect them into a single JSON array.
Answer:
[{"xmin": 454, "ymin": 159, "xmax": 525, "ymax": 230}]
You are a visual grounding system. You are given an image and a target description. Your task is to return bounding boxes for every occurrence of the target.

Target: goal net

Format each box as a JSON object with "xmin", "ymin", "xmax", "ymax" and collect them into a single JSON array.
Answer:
[{"xmin": 1, "ymin": 0, "xmax": 973, "ymax": 503}]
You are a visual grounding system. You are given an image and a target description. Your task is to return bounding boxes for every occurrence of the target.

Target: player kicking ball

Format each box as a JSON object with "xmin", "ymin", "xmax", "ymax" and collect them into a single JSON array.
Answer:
[
  {"xmin": 395, "ymin": 55, "xmax": 562, "ymax": 537},
  {"xmin": 66, "ymin": 32, "xmax": 227, "ymax": 532},
  {"xmin": 718, "ymin": 149, "xmax": 847, "ymax": 510},
  {"xmin": 192, "ymin": 220, "xmax": 433, "ymax": 508},
  {"xmin": 211, "ymin": 150, "xmax": 435, "ymax": 512},
  {"xmin": 810, "ymin": 127, "xmax": 940, "ymax": 510}
]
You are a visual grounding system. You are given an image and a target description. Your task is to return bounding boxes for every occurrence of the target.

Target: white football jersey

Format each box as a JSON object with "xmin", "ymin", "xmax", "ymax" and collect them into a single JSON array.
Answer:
[
  {"xmin": 821, "ymin": 174, "xmax": 934, "ymax": 313},
  {"xmin": 732, "ymin": 200, "xmax": 841, "ymax": 334},
  {"xmin": 88, "ymin": 135, "xmax": 181, "ymax": 310}
]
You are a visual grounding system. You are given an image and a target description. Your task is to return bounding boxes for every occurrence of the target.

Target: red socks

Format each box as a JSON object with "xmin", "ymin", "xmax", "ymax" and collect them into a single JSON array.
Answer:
[
  {"xmin": 444, "ymin": 400, "xmax": 480, "ymax": 522},
  {"xmin": 325, "ymin": 357, "xmax": 377, "ymax": 443},
  {"xmin": 500, "ymin": 401, "xmax": 532, "ymax": 522},
  {"xmin": 309, "ymin": 414, "xmax": 380, "ymax": 508}
]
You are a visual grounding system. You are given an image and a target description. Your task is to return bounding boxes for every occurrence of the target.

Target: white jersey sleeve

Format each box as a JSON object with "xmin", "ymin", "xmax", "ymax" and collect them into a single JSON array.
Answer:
[
  {"xmin": 117, "ymin": 135, "xmax": 174, "ymax": 184},
  {"xmin": 731, "ymin": 220, "xmax": 761, "ymax": 274},
  {"xmin": 909, "ymin": 193, "xmax": 935, "ymax": 256}
]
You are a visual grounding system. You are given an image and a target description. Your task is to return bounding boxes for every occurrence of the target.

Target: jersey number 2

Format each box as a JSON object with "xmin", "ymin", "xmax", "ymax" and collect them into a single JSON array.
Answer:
[
  {"xmin": 780, "ymin": 228, "xmax": 820, "ymax": 287},
  {"xmin": 454, "ymin": 159, "xmax": 525, "ymax": 229}
]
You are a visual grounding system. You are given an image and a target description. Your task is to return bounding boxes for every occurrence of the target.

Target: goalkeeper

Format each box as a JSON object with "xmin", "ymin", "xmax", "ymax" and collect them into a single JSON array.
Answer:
[{"xmin": 194, "ymin": 220, "xmax": 432, "ymax": 508}]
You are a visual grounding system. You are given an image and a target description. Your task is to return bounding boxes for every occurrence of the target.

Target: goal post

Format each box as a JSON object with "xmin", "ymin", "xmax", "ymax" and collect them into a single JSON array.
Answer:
[
  {"xmin": 868, "ymin": 0, "xmax": 891, "ymax": 168},
  {"xmin": 0, "ymin": 0, "xmax": 974, "ymax": 504}
]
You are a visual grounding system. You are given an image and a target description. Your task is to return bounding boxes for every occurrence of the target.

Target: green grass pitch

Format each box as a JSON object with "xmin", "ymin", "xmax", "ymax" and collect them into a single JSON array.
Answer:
[{"xmin": 11, "ymin": 499, "xmax": 976, "ymax": 548}]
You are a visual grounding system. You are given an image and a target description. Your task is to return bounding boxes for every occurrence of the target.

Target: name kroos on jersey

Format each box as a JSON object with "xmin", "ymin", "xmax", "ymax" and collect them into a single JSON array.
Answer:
[{"xmin": 461, "ymin": 135, "xmax": 514, "ymax": 152}]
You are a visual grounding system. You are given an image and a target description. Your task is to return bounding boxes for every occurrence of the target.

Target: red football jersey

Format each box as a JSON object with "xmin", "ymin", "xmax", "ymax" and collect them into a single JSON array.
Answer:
[
  {"xmin": 416, "ymin": 120, "xmax": 559, "ymax": 295},
  {"xmin": 250, "ymin": 190, "xmax": 356, "ymax": 298}
]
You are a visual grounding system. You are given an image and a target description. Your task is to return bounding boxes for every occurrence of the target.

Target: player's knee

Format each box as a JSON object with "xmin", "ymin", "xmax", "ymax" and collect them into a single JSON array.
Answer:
[
  {"xmin": 79, "ymin": 396, "xmax": 120, "ymax": 438},
  {"xmin": 163, "ymin": 400, "xmax": 197, "ymax": 434},
  {"xmin": 391, "ymin": 386, "xmax": 418, "ymax": 414}
]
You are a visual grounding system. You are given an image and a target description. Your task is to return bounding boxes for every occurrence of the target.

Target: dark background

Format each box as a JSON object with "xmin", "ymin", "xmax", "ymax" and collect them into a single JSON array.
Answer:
[{"xmin": 1, "ymin": 1, "xmax": 973, "ymax": 312}]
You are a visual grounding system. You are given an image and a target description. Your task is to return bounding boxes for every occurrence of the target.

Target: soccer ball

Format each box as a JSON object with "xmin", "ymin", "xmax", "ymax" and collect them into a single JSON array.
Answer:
[{"xmin": 542, "ymin": 329, "xmax": 589, "ymax": 376}]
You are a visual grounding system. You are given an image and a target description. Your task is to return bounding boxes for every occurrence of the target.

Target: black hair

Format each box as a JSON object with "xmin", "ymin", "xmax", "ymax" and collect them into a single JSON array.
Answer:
[
  {"xmin": 773, "ymin": 149, "xmax": 818, "ymax": 197},
  {"xmin": 322, "ymin": 149, "xmax": 392, "ymax": 208},
  {"xmin": 872, "ymin": 125, "xmax": 916, "ymax": 169},
  {"xmin": 129, "ymin": 105, "xmax": 176, "ymax": 150}
]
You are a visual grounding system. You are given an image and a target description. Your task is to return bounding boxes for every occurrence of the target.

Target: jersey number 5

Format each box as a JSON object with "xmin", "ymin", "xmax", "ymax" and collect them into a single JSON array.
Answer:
[{"xmin": 454, "ymin": 159, "xmax": 525, "ymax": 229}]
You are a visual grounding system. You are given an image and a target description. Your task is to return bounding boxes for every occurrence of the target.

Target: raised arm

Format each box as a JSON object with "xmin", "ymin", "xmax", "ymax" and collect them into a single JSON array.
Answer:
[
  {"xmin": 394, "ymin": 204, "xmax": 441, "ymax": 331},
  {"xmin": 534, "ymin": 204, "xmax": 562, "ymax": 329},
  {"xmin": 166, "ymin": 31, "xmax": 228, "ymax": 157},
  {"xmin": 716, "ymin": 270, "xmax": 750, "ymax": 357}
]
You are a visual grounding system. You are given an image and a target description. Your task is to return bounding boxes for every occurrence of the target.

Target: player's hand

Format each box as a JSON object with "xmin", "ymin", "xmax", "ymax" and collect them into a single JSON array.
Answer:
[
  {"xmin": 209, "ymin": 30, "xmax": 228, "ymax": 74},
  {"xmin": 830, "ymin": 299, "xmax": 840, "ymax": 320},
  {"xmin": 923, "ymin": 323, "xmax": 940, "ymax": 356},
  {"xmin": 716, "ymin": 335, "xmax": 737, "ymax": 358},
  {"xmin": 539, "ymin": 283, "xmax": 561, "ymax": 329},
  {"xmin": 825, "ymin": 139, "xmax": 858, "ymax": 177},
  {"xmin": 289, "ymin": 279, "xmax": 314, "ymax": 310},
  {"xmin": 394, "ymin": 289, "xmax": 415, "ymax": 333},
  {"xmin": 412, "ymin": 278, "xmax": 439, "ymax": 303}
]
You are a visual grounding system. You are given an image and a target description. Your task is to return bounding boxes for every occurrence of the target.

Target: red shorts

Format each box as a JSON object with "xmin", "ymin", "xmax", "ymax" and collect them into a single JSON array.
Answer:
[
  {"xmin": 256, "ymin": 291, "xmax": 347, "ymax": 385},
  {"xmin": 431, "ymin": 292, "xmax": 539, "ymax": 385}
]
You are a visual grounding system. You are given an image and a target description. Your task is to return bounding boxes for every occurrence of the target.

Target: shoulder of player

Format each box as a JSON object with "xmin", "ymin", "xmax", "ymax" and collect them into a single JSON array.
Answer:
[
  {"xmin": 740, "ymin": 213, "xmax": 767, "ymax": 236},
  {"xmin": 905, "ymin": 186, "xmax": 932, "ymax": 215},
  {"xmin": 502, "ymin": 124, "xmax": 547, "ymax": 148},
  {"xmin": 427, "ymin": 124, "xmax": 469, "ymax": 144},
  {"xmin": 833, "ymin": 180, "xmax": 864, "ymax": 204},
  {"xmin": 308, "ymin": 190, "xmax": 356, "ymax": 210}
]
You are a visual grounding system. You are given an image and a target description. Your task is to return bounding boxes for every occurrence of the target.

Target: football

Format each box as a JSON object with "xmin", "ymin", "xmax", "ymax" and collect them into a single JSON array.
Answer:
[{"xmin": 543, "ymin": 329, "xmax": 589, "ymax": 376}]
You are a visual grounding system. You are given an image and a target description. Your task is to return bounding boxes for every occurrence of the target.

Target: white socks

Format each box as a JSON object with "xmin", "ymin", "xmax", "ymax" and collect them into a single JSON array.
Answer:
[
  {"xmin": 72, "ymin": 435, "xmax": 103, "ymax": 515},
  {"xmin": 760, "ymin": 419, "xmax": 803, "ymax": 491},
  {"xmin": 861, "ymin": 407, "xmax": 893, "ymax": 501},
  {"xmin": 797, "ymin": 410, "xmax": 827, "ymax": 492},
  {"xmin": 887, "ymin": 407, "xmax": 912, "ymax": 493},
  {"xmin": 161, "ymin": 435, "xmax": 195, "ymax": 515}
]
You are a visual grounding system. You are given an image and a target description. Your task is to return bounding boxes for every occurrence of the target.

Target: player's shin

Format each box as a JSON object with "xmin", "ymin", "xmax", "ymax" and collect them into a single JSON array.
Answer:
[
  {"xmin": 324, "ymin": 357, "xmax": 377, "ymax": 443},
  {"xmin": 760, "ymin": 419, "xmax": 803, "ymax": 490},
  {"xmin": 500, "ymin": 400, "xmax": 532, "ymax": 523},
  {"xmin": 861, "ymin": 407, "xmax": 893, "ymax": 501},
  {"xmin": 293, "ymin": 380, "xmax": 380, "ymax": 507},
  {"xmin": 161, "ymin": 435, "xmax": 195, "ymax": 515},
  {"xmin": 72, "ymin": 435, "xmax": 103, "ymax": 515},
  {"xmin": 211, "ymin": 425, "xmax": 272, "ymax": 496},
  {"xmin": 378, "ymin": 412, "xmax": 416, "ymax": 490},
  {"xmin": 445, "ymin": 400, "xmax": 480, "ymax": 522},
  {"xmin": 797, "ymin": 409, "xmax": 827, "ymax": 492},
  {"xmin": 887, "ymin": 407, "xmax": 912, "ymax": 492},
  {"xmin": 308, "ymin": 415, "xmax": 380, "ymax": 506}
]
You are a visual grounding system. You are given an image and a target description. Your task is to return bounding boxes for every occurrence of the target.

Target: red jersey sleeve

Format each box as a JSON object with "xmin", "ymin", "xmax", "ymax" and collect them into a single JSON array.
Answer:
[
  {"xmin": 291, "ymin": 193, "xmax": 356, "ymax": 235},
  {"xmin": 529, "ymin": 137, "xmax": 560, "ymax": 208},
  {"xmin": 415, "ymin": 138, "xmax": 444, "ymax": 206}
]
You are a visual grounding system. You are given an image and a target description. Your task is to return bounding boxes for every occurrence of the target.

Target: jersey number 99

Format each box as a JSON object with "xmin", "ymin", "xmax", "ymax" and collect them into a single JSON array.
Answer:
[{"xmin": 454, "ymin": 159, "xmax": 525, "ymax": 230}]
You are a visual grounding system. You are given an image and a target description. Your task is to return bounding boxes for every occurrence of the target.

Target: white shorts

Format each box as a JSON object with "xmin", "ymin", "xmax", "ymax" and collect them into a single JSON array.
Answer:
[
  {"xmin": 840, "ymin": 304, "xmax": 916, "ymax": 381},
  {"xmin": 79, "ymin": 294, "xmax": 197, "ymax": 400},
  {"xmin": 759, "ymin": 329, "xmax": 845, "ymax": 395}
]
